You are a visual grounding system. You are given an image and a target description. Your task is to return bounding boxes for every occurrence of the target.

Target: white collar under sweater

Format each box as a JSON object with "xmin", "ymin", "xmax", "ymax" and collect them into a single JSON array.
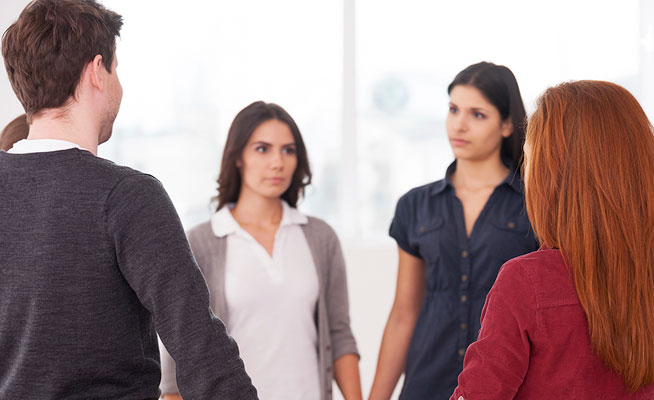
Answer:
[
  {"xmin": 210, "ymin": 199, "xmax": 308, "ymax": 238},
  {"xmin": 8, "ymin": 139, "xmax": 87, "ymax": 154}
]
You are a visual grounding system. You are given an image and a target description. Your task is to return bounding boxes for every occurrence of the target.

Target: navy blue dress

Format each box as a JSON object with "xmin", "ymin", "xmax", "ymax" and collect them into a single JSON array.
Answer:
[{"xmin": 390, "ymin": 162, "xmax": 539, "ymax": 400}]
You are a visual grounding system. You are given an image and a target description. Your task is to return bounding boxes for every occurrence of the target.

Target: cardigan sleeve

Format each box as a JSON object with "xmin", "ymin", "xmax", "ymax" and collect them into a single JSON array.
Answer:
[
  {"xmin": 159, "ymin": 341, "xmax": 179, "ymax": 395},
  {"xmin": 450, "ymin": 259, "xmax": 535, "ymax": 400},
  {"xmin": 321, "ymin": 220, "xmax": 360, "ymax": 361}
]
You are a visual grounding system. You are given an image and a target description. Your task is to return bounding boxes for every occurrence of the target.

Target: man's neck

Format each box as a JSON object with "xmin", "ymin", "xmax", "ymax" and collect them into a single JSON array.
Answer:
[{"xmin": 28, "ymin": 111, "xmax": 99, "ymax": 155}]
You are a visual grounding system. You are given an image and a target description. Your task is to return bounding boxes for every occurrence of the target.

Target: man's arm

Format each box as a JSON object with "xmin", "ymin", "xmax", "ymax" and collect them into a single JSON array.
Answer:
[{"xmin": 105, "ymin": 173, "xmax": 257, "ymax": 399}]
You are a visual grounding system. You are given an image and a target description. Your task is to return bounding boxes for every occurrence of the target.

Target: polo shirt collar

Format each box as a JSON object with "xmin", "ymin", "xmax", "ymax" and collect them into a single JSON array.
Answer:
[
  {"xmin": 279, "ymin": 199, "xmax": 309, "ymax": 226},
  {"xmin": 210, "ymin": 200, "xmax": 307, "ymax": 238}
]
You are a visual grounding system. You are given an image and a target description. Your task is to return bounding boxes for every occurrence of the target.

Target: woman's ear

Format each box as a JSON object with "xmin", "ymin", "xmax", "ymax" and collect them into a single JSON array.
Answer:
[
  {"xmin": 501, "ymin": 118, "xmax": 514, "ymax": 138},
  {"xmin": 235, "ymin": 158, "xmax": 242, "ymax": 168}
]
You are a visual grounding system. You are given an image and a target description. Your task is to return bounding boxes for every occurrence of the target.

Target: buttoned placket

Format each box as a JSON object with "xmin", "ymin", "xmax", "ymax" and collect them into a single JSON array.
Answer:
[
  {"xmin": 452, "ymin": 187, "xmax": 502, "ymax": 361},
  {"xmin": 450, "ymin": 188, "xmax": 472, "ymax": 361},
  {"xmin": 458, "ymin": 244, "xmax": 471, "ymax": 359},
  {"xmin": 236, "ymin": 225, "xmax": 286, "ymax": 284}
]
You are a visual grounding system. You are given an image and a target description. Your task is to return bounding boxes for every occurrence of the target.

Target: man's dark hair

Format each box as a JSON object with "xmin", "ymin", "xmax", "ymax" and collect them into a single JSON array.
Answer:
[
  {"xmin": 215, "ymin": 101, "xmax": 312, "ymax": 210},
  {"xmin": 448, "ymin": 61, "xmax": 527, "ymax": 170},
  {"xmin": 2, "ymin": 0, "xmax": 123, "ymax": 122}
]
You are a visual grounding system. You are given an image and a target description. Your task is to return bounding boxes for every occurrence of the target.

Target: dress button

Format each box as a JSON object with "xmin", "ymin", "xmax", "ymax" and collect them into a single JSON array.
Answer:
[
  {"xmin": 461, "ymin": 250, "xmax": 469, "ymax": 258},
  {"xmin": 458, "ymin": 348, "xmax": 465, "ymax": 356},
  {"xmin": 461, "ymin": 274, "xmax": 468, "ymax": 282},
  {"xmin": 507, "ymin": 221, "xmax": 516, "ymax": 229},
  {"xmin": 461, "ymin": 295, "xmax": 467, "ymax": 303},
  {"xmin": 419, "ymin": 226, "xmax": 425, "ymax": 232},
  {"xmin": 460, "ymin": 323, "xmax": 467, "ymax": 330}
]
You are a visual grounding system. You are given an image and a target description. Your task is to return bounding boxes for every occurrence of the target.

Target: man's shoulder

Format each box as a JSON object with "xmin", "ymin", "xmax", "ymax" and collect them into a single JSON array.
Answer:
[
  {"xmin": 86, "ymin": 152, "xmax": 146, "ymax": 181},
  {"xmin": 79, "ymin": 152, "xmax": 165, "ymax": 196}
]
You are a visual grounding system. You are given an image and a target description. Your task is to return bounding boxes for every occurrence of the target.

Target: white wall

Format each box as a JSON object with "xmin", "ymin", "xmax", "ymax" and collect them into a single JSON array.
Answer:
[{"xmin": 0, "ymin": 0, "xmax": 27, "ymax": 125}]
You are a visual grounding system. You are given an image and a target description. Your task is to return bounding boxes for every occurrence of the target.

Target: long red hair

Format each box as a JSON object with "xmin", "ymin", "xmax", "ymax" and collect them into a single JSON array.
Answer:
[{"xmin": 524, "ymin": 80, "xmax": 654, "ymax": 392}]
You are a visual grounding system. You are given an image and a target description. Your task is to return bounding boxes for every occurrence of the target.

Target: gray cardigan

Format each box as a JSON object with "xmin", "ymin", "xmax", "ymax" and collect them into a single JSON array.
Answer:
[{"xmin": 160, "ymin": 216, "xmax": 359, "ymax": 400}]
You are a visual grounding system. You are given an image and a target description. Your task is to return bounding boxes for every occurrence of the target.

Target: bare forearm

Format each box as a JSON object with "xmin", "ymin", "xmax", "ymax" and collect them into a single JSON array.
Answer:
[
  {"xmin": 333, "ymin": 353, "xmax": 362, "ymax": 400},
  {"xmin": 368, "ymin": 314, "xmax": 418, "ymax": 400},
  {"xmin": 161, "ymin": 395, "xmax": 182, "ymax": 400}
]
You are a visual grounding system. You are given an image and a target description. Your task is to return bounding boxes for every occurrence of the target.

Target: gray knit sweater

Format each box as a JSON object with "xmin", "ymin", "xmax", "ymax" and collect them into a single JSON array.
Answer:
[{"xmin": 0, "ymin": 149, "xmax": 257, "ymax": 399}]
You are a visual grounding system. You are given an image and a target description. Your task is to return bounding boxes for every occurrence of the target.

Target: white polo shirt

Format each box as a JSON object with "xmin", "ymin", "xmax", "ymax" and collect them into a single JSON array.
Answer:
[{"xmin": 211, "ymin": 200, "xmax": 320, "ymax": 400}]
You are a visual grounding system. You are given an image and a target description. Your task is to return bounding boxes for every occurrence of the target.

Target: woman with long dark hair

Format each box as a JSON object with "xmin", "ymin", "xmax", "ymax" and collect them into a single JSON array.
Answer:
[
  {"xmin": 369, "ymin": 62, "xmax": 539, "ymax": 399},
  {"xmin": 160, "ymin": 101, "xmax": 362, "ymax": 400},
  {"xmin": 451, "ymin": 80, "xmax": 654, "ymax": 399}
]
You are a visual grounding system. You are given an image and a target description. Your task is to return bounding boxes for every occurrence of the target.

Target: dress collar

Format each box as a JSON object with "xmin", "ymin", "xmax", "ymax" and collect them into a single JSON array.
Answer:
[{"xmin": 430, "ymin": 160, "xmax": 523, "ymax": 196}]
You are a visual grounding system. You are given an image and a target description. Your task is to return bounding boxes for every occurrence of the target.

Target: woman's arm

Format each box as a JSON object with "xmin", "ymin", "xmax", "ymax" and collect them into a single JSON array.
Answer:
[
  {"xmin": 368, "ymin": 247, "xmax": 425, "ymax": 400},
  {"xmin": 334, "ymin": 353, "xmax": 363, "ymax": 400},
  {"xmin": 319, "ymin": 220, "xmax": 362, "ymax": 398},
  {"xmin": 161, "ymin": 395, "xmax": 182, "ymax": 400}
]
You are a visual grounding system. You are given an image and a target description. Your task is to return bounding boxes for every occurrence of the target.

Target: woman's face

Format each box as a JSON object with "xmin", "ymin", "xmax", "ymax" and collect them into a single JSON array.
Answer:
[
  {"xmin": 237, "ymin": 119, "xmax": 298, "ymax": 201},
  {"xmin": 446, "ymin": 84, "xmax": 513, "ymax": 163}
]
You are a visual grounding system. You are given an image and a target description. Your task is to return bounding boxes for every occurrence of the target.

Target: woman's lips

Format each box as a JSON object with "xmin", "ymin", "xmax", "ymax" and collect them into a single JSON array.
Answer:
[
  {"xmin": 451, "ymin": 138, "xmax": 469, "ymax": 147},
  {"xmin": 267, "ymin": 177, "xmax": 285, "ymax": 184}
]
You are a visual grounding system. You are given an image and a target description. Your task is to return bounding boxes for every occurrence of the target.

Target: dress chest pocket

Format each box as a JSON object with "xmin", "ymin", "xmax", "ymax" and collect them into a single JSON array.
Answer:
[
  {"xmin": 412, "ymin": 217, "xmax": 444, "ymax": 264},
  {"xmin": 489, "ymin": 214, "xmax": 534, "ymax": 262}
]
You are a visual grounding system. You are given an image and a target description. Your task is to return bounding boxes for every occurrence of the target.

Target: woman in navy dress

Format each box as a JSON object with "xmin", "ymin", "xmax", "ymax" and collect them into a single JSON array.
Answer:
[{"xmin": 369, "ymin": 62, "xmax": 539, "ymax": 400}]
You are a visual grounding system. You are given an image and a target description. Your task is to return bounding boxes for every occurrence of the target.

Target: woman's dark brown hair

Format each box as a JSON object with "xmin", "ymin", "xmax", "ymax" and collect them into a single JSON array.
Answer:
[
  {"xmin": 0, "ymin": 114, "xmax": 29, "ymax": 151},
  {"xmin": 524, "ymin": 80, "xmax": 654, "ymax": 392},
  {"xmin": 215, "ymin": 101, "xmax": 312, "ymax": 210}
]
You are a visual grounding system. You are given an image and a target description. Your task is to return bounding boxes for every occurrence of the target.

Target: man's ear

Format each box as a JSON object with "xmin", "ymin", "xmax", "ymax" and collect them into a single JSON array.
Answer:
[
  {"xmin": 86, "ymin": 54, "xmax": 106, "ymax": 91},
  {"xmin": 501, "ymin": 118, "xmax": 514, "ymax": 138}
]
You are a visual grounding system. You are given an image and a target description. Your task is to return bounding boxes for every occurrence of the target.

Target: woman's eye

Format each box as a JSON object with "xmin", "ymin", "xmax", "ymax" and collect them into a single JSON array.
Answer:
[
  {"xmin": 449, "ymin": 106, "xmax": 458, "ymax": 114},
  {"xmin": 283, "ymin": 147, "xmax": 296, "ymax": 155},
  {"xmin": 473, "ymin": 112, "xmax": 486, "ymax": 119},
  {"xmin": 255, "ymin": 145, "xmax": 267, "ymax": 153}
]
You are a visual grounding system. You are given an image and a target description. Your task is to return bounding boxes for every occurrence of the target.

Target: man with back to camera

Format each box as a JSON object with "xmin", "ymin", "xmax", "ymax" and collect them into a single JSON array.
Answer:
[{"xmin": 0, "ymin": 1, "xmax": 257, "ymax": 398}]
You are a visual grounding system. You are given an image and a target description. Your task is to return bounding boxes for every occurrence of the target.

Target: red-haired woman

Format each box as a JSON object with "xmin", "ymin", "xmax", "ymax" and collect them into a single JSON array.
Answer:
[{"xmin": 451, "ymin": 80, "xmax": 654, "ymax": 399}]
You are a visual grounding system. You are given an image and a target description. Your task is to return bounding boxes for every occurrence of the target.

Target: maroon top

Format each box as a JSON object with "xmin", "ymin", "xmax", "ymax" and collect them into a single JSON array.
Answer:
[{"xmin": 450, "ymin": 249, "xmax": 654, "ymax": 400}]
